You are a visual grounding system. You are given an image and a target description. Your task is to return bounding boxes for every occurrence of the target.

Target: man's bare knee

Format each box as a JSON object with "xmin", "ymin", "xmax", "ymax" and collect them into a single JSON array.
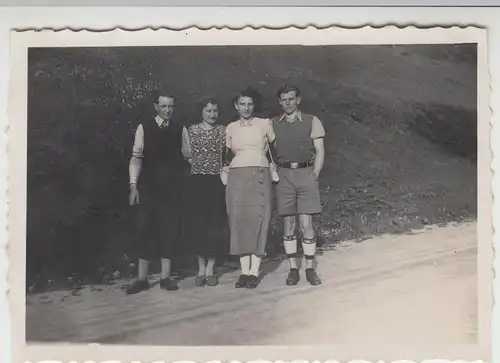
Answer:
[
  {"xmin": 283, "ymin": 216, "xmax": 297, "ymax": 237},
  {"xmin": 299, "ymin": 214, "xmax": 315, "ymax": 239}
]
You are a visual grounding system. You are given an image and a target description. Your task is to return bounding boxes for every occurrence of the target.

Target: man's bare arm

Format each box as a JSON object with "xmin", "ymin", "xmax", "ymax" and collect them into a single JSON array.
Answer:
[
  {"xmin": 312, "ymin": 137, "xmax": 324, "ymax": 179},
  {"xmin": 129, "ymin": 155, "xmax": 143, "ymax": 186}
]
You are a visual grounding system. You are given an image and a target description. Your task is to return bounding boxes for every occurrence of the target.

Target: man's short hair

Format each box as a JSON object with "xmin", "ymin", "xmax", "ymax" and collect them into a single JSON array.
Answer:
[
  {"xmin": 151, "ymin": 89, "xmax": 176, "ymax": 104},
  {"xmin": 276, "ymin": 84, "xmax": 301, "ymax": 98}
]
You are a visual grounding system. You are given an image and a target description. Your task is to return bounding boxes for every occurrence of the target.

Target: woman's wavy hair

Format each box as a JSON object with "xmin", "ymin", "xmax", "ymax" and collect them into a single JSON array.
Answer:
[
  {"xmin": 232, "ymin": 86, "xmax": 262, "ymax": 113},
  {"xmin": 197, "ymin": 96, "xmax": 220, "ymax": 111}
]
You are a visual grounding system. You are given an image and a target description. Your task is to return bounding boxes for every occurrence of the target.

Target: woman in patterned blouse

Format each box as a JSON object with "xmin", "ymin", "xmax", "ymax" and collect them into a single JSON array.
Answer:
[{"xmin": 181, "ymin": 97, "xmax": 229, "ymax": 287}]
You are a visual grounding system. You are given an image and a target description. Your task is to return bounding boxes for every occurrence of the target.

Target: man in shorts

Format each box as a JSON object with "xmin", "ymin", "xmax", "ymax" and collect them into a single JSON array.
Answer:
[
  {"xmin": 126, "ymin": 91, "xmax": 186, "ymax": 294},
  {"xmin": 271, "ymin": 85, "xmax": 325, "ymax": 286}
]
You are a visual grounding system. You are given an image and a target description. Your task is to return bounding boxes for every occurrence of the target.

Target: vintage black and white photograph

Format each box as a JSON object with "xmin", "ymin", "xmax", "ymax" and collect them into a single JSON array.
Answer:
[{"xmin": 8, "ymin": 26, "xmax": 492, "ymax": 362}]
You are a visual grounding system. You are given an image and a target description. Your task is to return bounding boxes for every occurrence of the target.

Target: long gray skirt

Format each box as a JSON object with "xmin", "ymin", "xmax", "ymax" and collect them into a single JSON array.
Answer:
[{"xmin": 225, "ymin": 166, "xmax": 272, "ymax": 256}]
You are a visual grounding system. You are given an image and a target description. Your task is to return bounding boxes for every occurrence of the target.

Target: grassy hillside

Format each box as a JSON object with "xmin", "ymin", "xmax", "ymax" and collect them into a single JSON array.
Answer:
[{"xmin": 26, "ymin": 44, "xmax": 477, "ymax": 289}]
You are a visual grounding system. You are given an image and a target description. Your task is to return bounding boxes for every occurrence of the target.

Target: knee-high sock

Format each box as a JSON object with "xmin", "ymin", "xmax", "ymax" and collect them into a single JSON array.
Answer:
[
  {"xmin": 283, "ymin": 234, "xmax": 298, "ymax": 269},
  {"xmin": 302, "ymin": 237, "xmax": 316, "ymax": 269}
]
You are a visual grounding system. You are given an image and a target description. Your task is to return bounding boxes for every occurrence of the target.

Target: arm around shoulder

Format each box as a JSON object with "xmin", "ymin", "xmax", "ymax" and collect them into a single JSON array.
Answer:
[
  {"xmin": 265, "ymin": 118, "xmax": 276, "ymax": 143},
  {"xmin": 225, "ymin": 122, "xmax": 232, "ymax": 149}
]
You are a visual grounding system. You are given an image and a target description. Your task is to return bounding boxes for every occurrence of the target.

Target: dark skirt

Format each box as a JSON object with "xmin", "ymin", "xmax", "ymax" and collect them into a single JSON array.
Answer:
[
  {"xmin": 225, "ymin": 167, "xmax": 272, "ymax": 256},
  {"xmin": 136, "ymin": 174, "xmax": 184, "ymax": 261},
  {"xmin": 184, "ymin": 174, "xmax": 229, "ymax": 259}
]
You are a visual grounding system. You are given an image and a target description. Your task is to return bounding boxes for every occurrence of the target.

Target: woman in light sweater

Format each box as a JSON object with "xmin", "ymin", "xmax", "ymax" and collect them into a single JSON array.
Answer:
[{"xmin": 222, "ymin": 87, "xmax": 276, "ymax": 289}]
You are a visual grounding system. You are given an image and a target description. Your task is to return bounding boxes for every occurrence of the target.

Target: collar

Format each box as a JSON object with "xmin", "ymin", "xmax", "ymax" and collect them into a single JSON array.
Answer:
[
  {"xmin": 155, "ymin": 115, "xmax": 170, "ymax": 127},
  {"xmin": 278, "ymin": 110, "xmax": 303, "ymax": 123},
  {"xmin": 238, "ymin": 117, "xmax": 254, "ymax": 123}
]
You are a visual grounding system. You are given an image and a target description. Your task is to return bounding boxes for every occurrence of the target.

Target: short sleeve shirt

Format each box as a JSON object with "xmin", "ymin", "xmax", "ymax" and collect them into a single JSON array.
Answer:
[
  {"xmin": 277, "ymin": 111, "xmax": 326, "ymax": 139},
  {"xmin": 187, "ymin": 123, "xmax": 226, "ymax": 175},
  {"xmin": 226, "ymin": 117, "xmax": 275, "ymax": 168}
]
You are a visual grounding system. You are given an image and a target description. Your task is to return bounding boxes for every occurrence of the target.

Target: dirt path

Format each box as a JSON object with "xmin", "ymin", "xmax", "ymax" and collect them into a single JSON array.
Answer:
[{"xmin": 25, "ymin": 221, "xmax": 477, "ymax": 345}]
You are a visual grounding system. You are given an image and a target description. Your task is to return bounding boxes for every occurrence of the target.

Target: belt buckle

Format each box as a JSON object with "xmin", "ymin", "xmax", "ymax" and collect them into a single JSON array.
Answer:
[{"xmin": 290, "ymin": 162, "xmax": 299, "ymax": 169}]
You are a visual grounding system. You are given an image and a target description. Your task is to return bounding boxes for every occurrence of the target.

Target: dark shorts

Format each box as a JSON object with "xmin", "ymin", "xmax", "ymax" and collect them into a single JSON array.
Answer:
[
  {"xmin": 276, "ymin": 166, "xmax": 322, "ymax": 216},
  {"xmin": 135, "ymin": 178, "xmax": 183, "ymax": 261}
]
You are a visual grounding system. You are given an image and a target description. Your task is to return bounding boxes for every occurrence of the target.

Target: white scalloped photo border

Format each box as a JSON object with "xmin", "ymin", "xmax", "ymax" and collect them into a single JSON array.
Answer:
[{"xmin": 5, "ymin": 24, "xmax": 493, "ymax": 363}]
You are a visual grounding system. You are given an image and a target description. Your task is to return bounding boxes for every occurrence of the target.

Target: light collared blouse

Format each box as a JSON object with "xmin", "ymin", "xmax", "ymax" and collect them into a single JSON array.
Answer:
[
  {"xmin": 225, "ymin": 117, "xmax": 276, "ymax": 168},
  {"xmin": 277, "ymin": 110, "xmax": 326, "ymax": 140}
]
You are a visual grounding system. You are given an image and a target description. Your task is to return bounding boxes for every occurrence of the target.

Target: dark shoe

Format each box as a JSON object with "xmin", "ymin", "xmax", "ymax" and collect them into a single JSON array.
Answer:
[
  {"xmin": 305, "ymin": 268, "xmax": 322, "ymax": 286},
  {"xmin": 235, "ymin": 274, "xmax": 249, "ymax": 288},
  {"xmin": 125, "ymin": 279, "xmax": 150, "ymax": 295},
  {"xmin": 160, "ymin": 277, "xmax": 179, "ymax": 291},
  {"xmin": 195, "ymin": 276, "xmax": 206, "ymax": 286},
  {"xmin": 286, "ymin": 268, "xmax": 300, "ymax": 286},
  {"xmin": 245, "ymin": 275, "xmax": 260, "ymax": 289},
  {"xmin": 206, "ymin": 275, "xmax": 219, "ymax": 287}
]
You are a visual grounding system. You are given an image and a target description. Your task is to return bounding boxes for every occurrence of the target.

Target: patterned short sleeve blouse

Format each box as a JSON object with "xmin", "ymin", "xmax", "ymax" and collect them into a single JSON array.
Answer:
[{"xmin": 187, "ymin": 123, "xmax": 226, "ymax": 175}]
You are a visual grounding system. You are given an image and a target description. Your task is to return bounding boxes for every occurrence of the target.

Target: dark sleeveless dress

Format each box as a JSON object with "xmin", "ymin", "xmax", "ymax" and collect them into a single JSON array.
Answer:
[
  {"xmin": 183, "ymin": 123, "xmax": 229, "ymax": 260},
  {"xmin": 135, "ymin": 118, "xmax": 186, "ymax": 261}
]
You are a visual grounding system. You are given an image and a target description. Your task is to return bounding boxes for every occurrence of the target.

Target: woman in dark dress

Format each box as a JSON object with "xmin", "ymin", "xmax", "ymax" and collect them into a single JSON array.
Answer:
[{"xmin": 182, "ymin": 97, "xmax": 228, "ymax": 287}]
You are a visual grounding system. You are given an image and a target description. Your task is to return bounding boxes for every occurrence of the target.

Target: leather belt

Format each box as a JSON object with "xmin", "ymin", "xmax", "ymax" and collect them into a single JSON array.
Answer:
[{"xmin": 278, "ymin": 162, "xmax": 313, "ymax": 169}]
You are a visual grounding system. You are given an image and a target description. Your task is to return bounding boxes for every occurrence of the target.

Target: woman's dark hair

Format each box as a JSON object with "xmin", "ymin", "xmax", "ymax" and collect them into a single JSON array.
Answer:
[
  {"xmin": 198, "ymin": 96, "xmax": 220, "ymax": 110},
  {"xmin": 233, "ymin": 86, "xmax": 262, "ymax": 112}
]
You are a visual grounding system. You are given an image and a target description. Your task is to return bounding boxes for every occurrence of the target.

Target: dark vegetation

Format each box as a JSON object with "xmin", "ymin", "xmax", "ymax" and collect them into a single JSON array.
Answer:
[{"xmin": 26, "ymin": 44, "xmax": 477, "ymax": 292}]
